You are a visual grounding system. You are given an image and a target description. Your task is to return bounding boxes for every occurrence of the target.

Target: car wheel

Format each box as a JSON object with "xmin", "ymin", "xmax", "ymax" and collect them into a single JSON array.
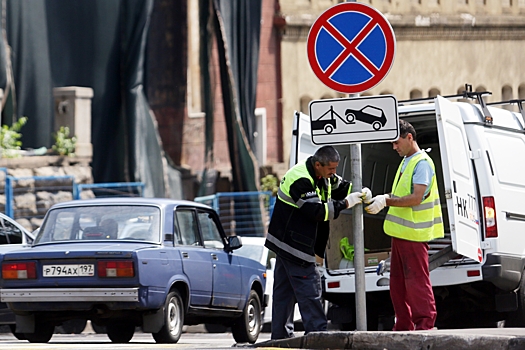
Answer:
[
  {"xmin": 58, "ymin": 319, "xmax": 87, "ymax": 334},
  {"xmin": 346, "ymin": 113, "xmax": 355, "ymax": 123},
  {"xmin": 231, "ymin": 290, "xmax": 262, "ymax": 344},
  {"xmin": 324, "ymin": 125, "xmax": 334, "ymax": 134},
  {"xmin": 204, "ymin": 323, "xmax": 228, "ymax": 333},
  {"xmin": 372, "ymin": 121, "xmax": 382, "ymax": 130},
  {"xmin": 106, "ymin": 321, "xmax": 135, "ymax": 343},
  {"xmin": 8, "ymin": 324, "xmax": 26, "ymax": 340},
  {"xmin": 24, "ymin": 321, "xmax": 54, "ymax": 343},
  {"xmin": 152, "ymin": 290, "xmax": 184, "ymax": 343}
]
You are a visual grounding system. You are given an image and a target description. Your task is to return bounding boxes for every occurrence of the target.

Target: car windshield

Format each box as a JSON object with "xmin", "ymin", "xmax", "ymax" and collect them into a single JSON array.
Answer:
[{"xmin": 35, "ymin": 205, "xmax": 161, "ymax": 244}]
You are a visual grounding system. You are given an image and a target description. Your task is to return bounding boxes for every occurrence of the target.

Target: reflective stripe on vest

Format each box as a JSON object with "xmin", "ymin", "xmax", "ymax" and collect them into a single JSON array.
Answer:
[
  {"xmin": 265, "ymin": 233, "xmax": 317, "ymax": 263},
  {"xmin": 384, "ymin": 152, "xmax": 445, "ymax": 242},
  {"xmin": 277, "ymin": 160, "xmax": 334, "ymax": 220}
]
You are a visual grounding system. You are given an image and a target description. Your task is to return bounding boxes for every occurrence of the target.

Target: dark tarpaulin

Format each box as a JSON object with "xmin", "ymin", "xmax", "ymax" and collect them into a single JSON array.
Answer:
[
  {"xmin": 211, "ymin": 0, "xmax": 261, "ymax": 193},
  {"xmin": 2, "ymin": 0, "xmax": 169, "ymax": 197}
]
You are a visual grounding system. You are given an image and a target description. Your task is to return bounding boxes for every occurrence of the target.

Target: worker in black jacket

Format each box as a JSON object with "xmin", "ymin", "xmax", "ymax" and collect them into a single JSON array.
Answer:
[{"xmin": 265, "ymin": 145, "xmax": 371, "ymax": 339}]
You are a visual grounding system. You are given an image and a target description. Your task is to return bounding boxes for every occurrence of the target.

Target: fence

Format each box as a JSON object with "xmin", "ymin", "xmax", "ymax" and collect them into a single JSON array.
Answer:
[
  {"xmin": 1, "ymin": 170, "xmax": 144, "ymax": 221},
  {"xmin": 194, "ymin": 191, "xmax": 276, "ymax": 238}
]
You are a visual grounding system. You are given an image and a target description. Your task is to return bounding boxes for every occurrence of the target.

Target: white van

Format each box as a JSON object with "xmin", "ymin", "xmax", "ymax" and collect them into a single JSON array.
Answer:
[{"xmin": 292, "ymin": 90, "xmax": 525, "ymax": 330}]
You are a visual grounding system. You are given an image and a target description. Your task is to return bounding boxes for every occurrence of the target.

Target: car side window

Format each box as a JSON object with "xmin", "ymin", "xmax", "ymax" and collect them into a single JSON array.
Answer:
[
  {"xmin": 175, "ymin": 210, "xmax": 201, "ymax": 246},
  {"xmin": 197, "ymin": 211, "xmax": 224, "ymax": 249},
  {"xmin": 0, "ymin": 217, "xmax": 22, "ymax": 244}
]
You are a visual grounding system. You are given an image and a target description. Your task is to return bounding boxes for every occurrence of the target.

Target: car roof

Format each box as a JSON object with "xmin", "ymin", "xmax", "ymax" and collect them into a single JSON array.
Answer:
[{"xmin": 49, "ymin": 197, "xmax": 212, "ymax": 211}]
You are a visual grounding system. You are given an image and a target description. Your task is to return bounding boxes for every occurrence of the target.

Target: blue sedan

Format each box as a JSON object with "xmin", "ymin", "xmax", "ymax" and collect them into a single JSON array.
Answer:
[{"xmin": 0, "ymin": 198, "xmax": 266, "ymax": 344}]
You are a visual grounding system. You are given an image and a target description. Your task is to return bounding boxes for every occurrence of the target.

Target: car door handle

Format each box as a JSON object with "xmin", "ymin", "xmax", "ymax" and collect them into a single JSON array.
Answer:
[
  {"xmin": 211, "ymin": 253, "xmax": 218, "ymax": 260},
  {"xmin": 182, "ymin": 252, "xmax": 189, "ymax": 258}
]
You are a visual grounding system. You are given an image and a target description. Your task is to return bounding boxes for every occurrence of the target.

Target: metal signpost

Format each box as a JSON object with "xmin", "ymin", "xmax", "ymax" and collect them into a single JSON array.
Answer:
[{"xmin": 306, "ymin": 1, "xmax": 396, "ymax": 331}]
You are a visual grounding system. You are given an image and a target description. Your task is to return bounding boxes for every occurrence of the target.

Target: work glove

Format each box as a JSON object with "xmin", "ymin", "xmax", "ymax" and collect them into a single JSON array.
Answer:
[
  {"xmin": 365, "ymin": 194, "xmax": 390, "ymax": 214},
  {"xmin": 361, "ymin": 187, "xmax": 373, "ymax": 204},
  {"xmin": 345, "ymin": 192, "xmax": 363, "ymax": 208}
]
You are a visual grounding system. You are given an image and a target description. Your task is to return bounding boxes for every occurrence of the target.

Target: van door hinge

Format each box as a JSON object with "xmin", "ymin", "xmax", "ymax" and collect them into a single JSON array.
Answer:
[
  {"xmin": 470, "ymin": 150, "xmax": 481, "ymax": 159},
  {"xmin": 444, "ymin": 189, "xmax": 452, "ymax": 199}
]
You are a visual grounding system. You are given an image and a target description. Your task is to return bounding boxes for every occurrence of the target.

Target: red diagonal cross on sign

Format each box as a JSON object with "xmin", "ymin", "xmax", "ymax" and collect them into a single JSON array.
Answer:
[
  {"xmin": 322, "ymin": 19, "xmax": 379, "ymax": 79},
  {"xmin": 306, "ymin": 2, "xmax": 396, "ymax": 94}
]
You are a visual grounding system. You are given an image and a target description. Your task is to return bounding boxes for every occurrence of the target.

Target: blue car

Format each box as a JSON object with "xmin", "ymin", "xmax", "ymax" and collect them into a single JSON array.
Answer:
[{"xmin": 0, "ymin": 198, "xmax": 266, "ymax": 344}]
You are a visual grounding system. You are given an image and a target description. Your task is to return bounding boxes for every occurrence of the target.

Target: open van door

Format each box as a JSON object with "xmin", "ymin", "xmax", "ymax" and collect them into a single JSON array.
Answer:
[
  {"xmin": 290, "ymin": 111, "xmax": 317, "ymax": 167},
  {"xmin": 435, "ymin": 96, "xmax": 483, "ymax": 263}
]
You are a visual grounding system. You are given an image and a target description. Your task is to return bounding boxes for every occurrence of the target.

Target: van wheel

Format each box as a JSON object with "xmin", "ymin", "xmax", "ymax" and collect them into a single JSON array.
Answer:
[
  {"xmin": 24, "ymin": 321, "xmax": 54, "ymax": 343},
  {"xmin": 506, "ymin": 273, "xmax": 525, "ymax": 326},
  {"xmin": 152, "ymin": 290, "xmax": 184, "ymax": 343},
  {"xmin": 8, "ymin": 324, "xmax": 26, "ymax": 340},
  {"xmin": 232, "ymin": 290, "xmax": 262, "ymax": 344},
  {"xmin": 106, "ymin": 321, "xmax": 135, "ymax": 343}
]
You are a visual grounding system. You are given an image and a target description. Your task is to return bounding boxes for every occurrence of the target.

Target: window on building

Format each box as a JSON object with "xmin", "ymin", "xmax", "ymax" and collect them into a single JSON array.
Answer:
[
  {"xmin": 410, "ymin": 89, "xmax": 423, "ymax": 99},
  {"xmin": 428, "ymin": 88, "xmax": 440, "ymax": 97},
  {"xmin": 502, "ymin": 85, "xmax": 513, "ymax": 111}
]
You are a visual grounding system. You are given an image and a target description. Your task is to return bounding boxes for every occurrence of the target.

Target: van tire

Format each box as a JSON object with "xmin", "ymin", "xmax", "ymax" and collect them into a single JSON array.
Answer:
[{"xmin": 505, "ymin": 272, "xmax": 525, "ymax": 327}]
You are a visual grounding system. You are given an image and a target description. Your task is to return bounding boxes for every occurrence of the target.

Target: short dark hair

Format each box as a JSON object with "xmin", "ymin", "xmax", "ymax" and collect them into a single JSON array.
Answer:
[
  {"xmin": 312, "ymin": 145, "xmax": 340, "ymax": 165},
  {"xmin": 399, "ymin": 119, "xmax": 416, "ymax": 140}
]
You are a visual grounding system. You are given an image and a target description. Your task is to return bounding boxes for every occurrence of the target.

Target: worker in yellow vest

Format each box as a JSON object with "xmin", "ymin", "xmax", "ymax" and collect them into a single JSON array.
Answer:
[{"xmin": 366, "ymin": 119, "xmax": 444, "ymax": 331}]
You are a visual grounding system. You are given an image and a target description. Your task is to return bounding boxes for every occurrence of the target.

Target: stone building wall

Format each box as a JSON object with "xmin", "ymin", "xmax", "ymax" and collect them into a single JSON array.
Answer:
[{"xmin": 0, "ymin": 155, "xmax": 93, "ymax": 232}]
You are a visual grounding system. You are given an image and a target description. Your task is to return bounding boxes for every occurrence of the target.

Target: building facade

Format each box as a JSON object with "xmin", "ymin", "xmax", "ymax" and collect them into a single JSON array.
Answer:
[{"xmin": 279, "ymin": 0, "xmax": 525, "ymax": 165}]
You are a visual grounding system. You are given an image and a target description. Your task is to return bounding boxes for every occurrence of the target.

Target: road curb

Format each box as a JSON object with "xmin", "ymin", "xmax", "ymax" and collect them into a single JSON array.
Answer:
[{"xmin": 252, "ymin": 330, "xmax": 525, "ymax": 349}]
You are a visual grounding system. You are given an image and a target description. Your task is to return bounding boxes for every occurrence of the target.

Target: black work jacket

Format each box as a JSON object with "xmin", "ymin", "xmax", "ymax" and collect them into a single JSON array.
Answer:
[{"xmin": 265, "ymin": 157, "xmax": 351, "ymax": 265}]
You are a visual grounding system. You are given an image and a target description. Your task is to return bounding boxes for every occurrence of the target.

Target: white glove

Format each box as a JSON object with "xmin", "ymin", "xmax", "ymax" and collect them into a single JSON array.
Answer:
[
  {"xmin": 365, "ymin": 194, "xmax": 390, "ymax": 214},
  {"xmin": 330, "ymin": 174, "xmax": 343, "ymax": 189},
  {"xmin": 345, "ymin": 192, "xmax": 363, "ymax": 208},
  {"xmin": 361, "ymin": 187, "xmax": 373, "ymax": 204}
]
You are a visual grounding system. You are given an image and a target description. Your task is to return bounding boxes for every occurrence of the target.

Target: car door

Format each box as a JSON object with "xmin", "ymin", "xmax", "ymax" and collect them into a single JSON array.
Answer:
[
  {"xmin": 174, "ymin": 208, "xmax": 213, "ymax": 306},
  {"xmin": 435, "ymin": 96, "xmax": 483, "ymax": 263},
  {"xmin": 196, "ymin": 209, "xmax": 242, "ymax": 308}
]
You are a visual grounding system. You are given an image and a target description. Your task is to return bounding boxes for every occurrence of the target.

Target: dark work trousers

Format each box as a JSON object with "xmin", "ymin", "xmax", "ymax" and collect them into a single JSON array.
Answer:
[
  {"xmin": 390, "ymin": 236, "xmax": 437, "ymax": 331},
  {"xmin": 271, "ymin": 255, "xmax": 327, "ymax": 339}
]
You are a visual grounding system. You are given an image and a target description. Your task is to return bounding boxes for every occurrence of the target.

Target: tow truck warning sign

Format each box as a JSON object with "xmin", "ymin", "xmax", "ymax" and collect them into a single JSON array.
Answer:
[{"xmin": 308, "ymin": 95, "xmax": 399, "ymax": 145}]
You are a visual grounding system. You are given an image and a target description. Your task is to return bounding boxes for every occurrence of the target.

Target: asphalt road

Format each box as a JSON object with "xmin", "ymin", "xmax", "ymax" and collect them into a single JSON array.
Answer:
[{"xmin": 0, "ymin": 324, "xmax": 271, "ymax": 349}]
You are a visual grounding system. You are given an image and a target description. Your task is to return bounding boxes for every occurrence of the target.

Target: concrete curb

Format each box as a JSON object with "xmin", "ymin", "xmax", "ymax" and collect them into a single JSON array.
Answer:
[{"xmin": 252, "ymin": 330, "xmax": 525, "ymax": 349}]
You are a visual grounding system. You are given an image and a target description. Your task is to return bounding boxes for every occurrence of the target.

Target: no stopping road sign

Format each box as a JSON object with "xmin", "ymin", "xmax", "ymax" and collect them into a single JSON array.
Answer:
[{"xmin": 307, "ymin": 3, "xmax": 396, "ymax": 94}]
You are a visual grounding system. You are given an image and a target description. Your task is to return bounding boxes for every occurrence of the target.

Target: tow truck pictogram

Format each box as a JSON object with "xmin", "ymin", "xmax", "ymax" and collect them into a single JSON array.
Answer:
[{"xmin": 312, "ymin": 105, "xmax": 387, "ymax": 134}]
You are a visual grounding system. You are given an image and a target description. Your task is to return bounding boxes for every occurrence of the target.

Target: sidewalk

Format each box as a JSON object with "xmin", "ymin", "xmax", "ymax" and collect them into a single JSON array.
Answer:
[{"xmin": 253, "ymin": 328, "xmax": 525, "ymax": 350}]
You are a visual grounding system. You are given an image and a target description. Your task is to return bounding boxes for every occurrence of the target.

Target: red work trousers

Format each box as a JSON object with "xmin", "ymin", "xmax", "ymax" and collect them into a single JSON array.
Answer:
[{"xmin": 390, "ymin": 236, "xmax": 436, "ymax": 331}]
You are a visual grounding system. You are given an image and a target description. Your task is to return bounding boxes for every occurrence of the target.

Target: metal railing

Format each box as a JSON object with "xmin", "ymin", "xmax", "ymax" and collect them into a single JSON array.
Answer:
[
  {"xmin": 194, "ymin": 191, "xmax": 276, "ymax": 237},
  {"xmin": 2, "ymin": 173, "xmax": 144, "ymax": 220}
]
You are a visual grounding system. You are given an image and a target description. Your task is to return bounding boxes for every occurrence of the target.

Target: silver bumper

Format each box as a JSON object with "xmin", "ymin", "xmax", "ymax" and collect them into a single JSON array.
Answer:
[{"xmin": 1, "ymin": 288, "xmax": 139, "ymax": 302}]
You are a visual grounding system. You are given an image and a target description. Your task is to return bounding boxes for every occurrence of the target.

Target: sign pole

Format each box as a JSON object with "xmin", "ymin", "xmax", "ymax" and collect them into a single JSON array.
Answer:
[{"xmin": 346, "ymin": 0, "xmax": 367, "ymax": 333}]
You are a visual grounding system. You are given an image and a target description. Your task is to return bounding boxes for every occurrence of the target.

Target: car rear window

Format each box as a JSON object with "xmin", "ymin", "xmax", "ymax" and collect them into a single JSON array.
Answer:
[{"xmin": 35, "ymin": 205, "xmax": 161, "ymax": 244}]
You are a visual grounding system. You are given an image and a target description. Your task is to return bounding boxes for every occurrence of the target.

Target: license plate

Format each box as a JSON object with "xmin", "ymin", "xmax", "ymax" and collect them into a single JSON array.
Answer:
[{"xmin": 43, "ymin": 264, "xmax": 95, "ymax": 277}]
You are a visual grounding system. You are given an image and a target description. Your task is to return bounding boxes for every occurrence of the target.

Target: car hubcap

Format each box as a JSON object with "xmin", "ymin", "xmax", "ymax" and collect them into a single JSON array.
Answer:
[
  {"xmin": 168, "ymin": 297, "xmax": 180, "ymax": 335},
  {"xmin": 247, "ymin": 301, "xmax": 258, "ymax": 334}
]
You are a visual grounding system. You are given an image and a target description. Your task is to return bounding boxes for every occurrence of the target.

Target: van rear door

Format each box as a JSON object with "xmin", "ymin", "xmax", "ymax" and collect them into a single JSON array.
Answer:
[
  {"xmin": 435, "ymin": 96, "xmax": 482, "ymax": 263},
  {"xmin": 290, "ymin": 111, "xmax": 317, "ymax": 166}
]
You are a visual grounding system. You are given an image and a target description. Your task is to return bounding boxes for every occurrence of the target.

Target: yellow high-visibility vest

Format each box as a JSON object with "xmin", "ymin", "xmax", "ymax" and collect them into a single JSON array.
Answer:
[{"xmin": 384, "ymin": 152, "xmax": 444, "ymax": 242}]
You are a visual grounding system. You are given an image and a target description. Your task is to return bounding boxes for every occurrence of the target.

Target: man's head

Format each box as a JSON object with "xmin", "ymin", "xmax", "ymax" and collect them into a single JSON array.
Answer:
[
  {"xmin": 312, "ymin": 145, "xmax": 340, "ymax": 178},
  {"xmin": 392, "ymin": 119, "xmax": 418, "ymax": 157}
]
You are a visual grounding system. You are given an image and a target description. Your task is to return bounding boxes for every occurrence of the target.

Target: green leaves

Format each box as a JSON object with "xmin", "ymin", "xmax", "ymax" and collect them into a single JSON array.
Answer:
[
  {"xmin": 0, "ymin": 116, "xmax": 28, "ymax": 158},
  {"xmin": 53, "ymin": 126, "xmax": 77, "ymax": 156}
]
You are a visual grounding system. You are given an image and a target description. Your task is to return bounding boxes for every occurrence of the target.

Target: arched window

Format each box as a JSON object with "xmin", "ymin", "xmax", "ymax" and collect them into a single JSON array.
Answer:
[
  {"xmin": 502, "ymin": 85, "xmax": 513, "ymax": 111},
  {"xmin": 457, "ymin": 85, "xmax": 469, "ymax": 103},
  {"xmin": 380, "ymin": 90, "xmax": 392, "ymax": 95},
  {"xmin": 428, "ymin": 88, "xmax": 440, "ymax": 98},
  {"xmin": 519, "ymin": 84, "xmax": 525, "ymax": 100},
  {"xmin": 475, "ymin": 85, "xmax": 490, "ymax": 103},
  {"xmin": 410, "ymin": 89, "xmax": 423, "ymax": 99}
]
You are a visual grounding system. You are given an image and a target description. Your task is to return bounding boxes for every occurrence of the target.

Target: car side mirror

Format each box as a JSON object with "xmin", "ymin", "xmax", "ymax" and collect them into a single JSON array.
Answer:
[{"xmin": 227, "ymin": 235, "xmax": 242, "ymax": 251}]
